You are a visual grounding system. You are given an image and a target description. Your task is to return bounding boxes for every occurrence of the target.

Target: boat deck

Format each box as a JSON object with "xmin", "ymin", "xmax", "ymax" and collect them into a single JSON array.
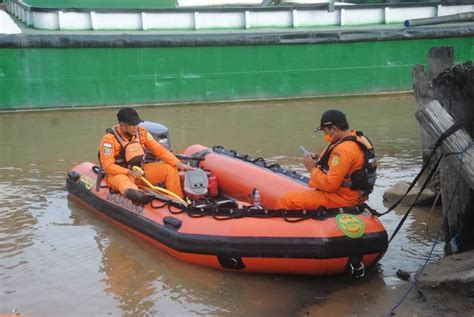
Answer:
[
  {"xmin": 18, "ymin": 0, "xmax": 178, "ymax": 9},
  {"xmin": 4, "ymin": 16, "xmax": 474, "ymax": 49},
  {"xmin": 6, "ymin": 0, "xmax": 474, "ymax": 32}
]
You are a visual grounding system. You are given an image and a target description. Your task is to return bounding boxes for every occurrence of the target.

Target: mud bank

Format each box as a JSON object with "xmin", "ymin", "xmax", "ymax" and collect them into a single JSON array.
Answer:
[{"xmin": 300, "ymin": 250, "xmax": 474, "ymax": 316}]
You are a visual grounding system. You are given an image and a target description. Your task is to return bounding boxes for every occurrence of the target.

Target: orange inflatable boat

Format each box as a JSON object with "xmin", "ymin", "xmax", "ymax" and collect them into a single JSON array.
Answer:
[{"xmin": 67, "ymin": 144, "xmax": 388, "ymax": 276}]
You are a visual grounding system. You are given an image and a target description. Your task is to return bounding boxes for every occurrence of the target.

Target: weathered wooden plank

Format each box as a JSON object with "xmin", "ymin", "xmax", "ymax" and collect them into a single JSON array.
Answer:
[
  {"xmin": 412, "ymin": 49, "xmax": 473, "ymax": 253},
  {"xmin": 415, "ymin": 99, "xmax": 474, "ymax": 189}
]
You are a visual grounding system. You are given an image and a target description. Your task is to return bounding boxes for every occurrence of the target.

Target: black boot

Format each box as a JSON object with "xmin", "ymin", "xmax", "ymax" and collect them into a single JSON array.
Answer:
[{"xmin": 124, "ymin": 189, "xmax": 152, "ymax": 205}]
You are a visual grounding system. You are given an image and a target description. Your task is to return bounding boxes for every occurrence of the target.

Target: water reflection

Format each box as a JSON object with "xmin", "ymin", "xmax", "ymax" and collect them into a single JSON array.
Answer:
[
  {"xmin": 94, "ymin": 235, "xmax": 378, "ymax": 316},
  {"xmin": 0, "ymin": 168, "xmax": 39, "ymax": 275},
  {"xmin": 0, "ymin": 95, "xmax": 445, "ymax": 316},
  {"xmin": 98, "ymin": 239, "xmax": 158, "ymax": 316},
  {"xmin": 92, "ymin": 221, "xmax": 322, "ymax": 316}
]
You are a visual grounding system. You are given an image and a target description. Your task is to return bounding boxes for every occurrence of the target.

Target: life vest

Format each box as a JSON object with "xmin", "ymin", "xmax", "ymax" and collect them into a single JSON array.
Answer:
[
  {"xmin": 317, "ymin": 131, "xmax": 377, "ymax": 196},
  {"xmin": 106, "ymin": 125, "xmax": 145, "ymax": 168}
]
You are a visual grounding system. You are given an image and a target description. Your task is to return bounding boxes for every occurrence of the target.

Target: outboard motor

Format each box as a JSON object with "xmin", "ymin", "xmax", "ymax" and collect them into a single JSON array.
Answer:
[
  {"xmin": 141, "ymin": 121, "xmax": 219, "ymax": 200},
  {"xmin": 140, "ymin": 121, "xmax": 170, "ymax": 149},
  {"xmin": 140, "ymin": 121, "xmax": 170, "ymax": 162}
]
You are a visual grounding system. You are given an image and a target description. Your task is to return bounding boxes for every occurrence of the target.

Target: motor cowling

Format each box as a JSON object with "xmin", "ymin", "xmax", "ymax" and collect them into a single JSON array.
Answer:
[
  {"xmin": 140, "ymin": 121, "xmax": 171, "ymax": 162},
  {"xmin": 141, "ymin": 121, "xmax": 170, "ymax": 148}
]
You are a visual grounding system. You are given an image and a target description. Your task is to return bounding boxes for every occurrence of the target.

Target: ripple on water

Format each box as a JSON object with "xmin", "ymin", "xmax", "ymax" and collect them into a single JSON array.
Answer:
[
  {"xmin": 0, "ymin": 167, "xmax": 67, "ymax": 287},
  {"xmin": 0, "ymin": 202, "xmax": 37, "ymax": 288}
]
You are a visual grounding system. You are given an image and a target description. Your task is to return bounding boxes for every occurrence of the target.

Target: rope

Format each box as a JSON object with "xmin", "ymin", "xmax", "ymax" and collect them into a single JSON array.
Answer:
[
  {"xmin": 377, "ymin": 121, "xmax": 462, "ymax": 217},
  {"xmin": 445, "ymin": 141, "xmax": 473, "ymax": 157},
  {"xmin": 150, "ymin": 200, "xmax": 168, "ymax": 209},
  {"xmin": 388, "ymin": 141, "xmax": 465, "ymax": 315},
  {"xmin": 440, "ymin": 142, "xmax": 472, "ymax": 252},
  {"xmin": 146, "ymin": 193, "xmax": 371, "ymax": 221},
  {"xmin": 283, "ymin": 209, "xmax": 318, "ymax": 223},
  {"xmin": 388, "ymin": 222, "xmax": 444, "ymax": 316},
  {"xmin": 388, "ymin": 154, "xmax": 444, "ymax": 243},
  {"xmin": 425, "ymin": 190, "xmax": 442, "ymax": 234},
  {"xmin": 387, "ymin": 135, "xmax": 472, "ymax": 242}
]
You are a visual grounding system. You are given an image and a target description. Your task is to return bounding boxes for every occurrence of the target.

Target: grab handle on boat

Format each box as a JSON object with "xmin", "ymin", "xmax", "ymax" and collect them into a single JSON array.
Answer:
[
  {"xmin": 132, "ymin": 166, "xmax": 188, "ymax": 205},
  {"xmin": 345, "ymin": 255, "xmax": 365, "ymax": 279},
  {"xmin": 175, "ymin": 153, "xmax": 205, "ymax": 162}
]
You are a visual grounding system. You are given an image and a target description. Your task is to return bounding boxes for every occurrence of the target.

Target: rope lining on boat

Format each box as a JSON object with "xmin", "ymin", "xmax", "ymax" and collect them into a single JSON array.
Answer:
[
  {"xmin": 150, "ymin": 200, "xmax": 169, "ymax": 209},
  {"xmin": 212, "ymin": 145, "xmax": 310, "ymax": 184},
  {"xmin": 145, "ymin": 194, "xmax": 377, "ymax": 221}
]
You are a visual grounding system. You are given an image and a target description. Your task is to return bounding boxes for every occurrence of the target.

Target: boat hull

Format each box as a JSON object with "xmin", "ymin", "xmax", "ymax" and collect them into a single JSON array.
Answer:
[
  {"xmin": 66, "ymin": 146, "xmax": 388, "ymax": 275},
  {"xmin": 1, "ymin": 22, "xmax": 473, "ymax": 110}
]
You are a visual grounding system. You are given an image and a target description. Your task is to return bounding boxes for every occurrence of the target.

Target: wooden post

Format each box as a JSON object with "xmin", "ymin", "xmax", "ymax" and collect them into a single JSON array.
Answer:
[
  {"xmin": 415, "ymin": 100, "xmax": 474, "ymax": 189},
  {"xmin": 412, "ymin": 47, "xmax": 454, "ymax": 190},
  {"xmin": 413, "ymin": 58, "xmax": 474, "ymax": 253}
]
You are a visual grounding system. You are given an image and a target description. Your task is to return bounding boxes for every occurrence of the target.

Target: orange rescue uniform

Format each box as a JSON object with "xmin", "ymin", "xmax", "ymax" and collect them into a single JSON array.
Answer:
[
  {"xmin": 99, "ymin": 125, "xmax": 183, "ymax": 197},
  {"xmin": 275, "ymin": 130, "xmax": 366, "ymax": 210}
]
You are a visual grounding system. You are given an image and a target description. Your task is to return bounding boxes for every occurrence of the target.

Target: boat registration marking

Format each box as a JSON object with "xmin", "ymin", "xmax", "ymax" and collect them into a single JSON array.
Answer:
[{"xmin": 106, "ymin": 192, "xmax": 144, "ymax": 214}]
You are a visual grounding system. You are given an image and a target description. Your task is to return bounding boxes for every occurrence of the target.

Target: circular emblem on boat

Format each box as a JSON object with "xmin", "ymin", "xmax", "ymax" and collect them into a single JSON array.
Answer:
[{"xmin": 336, "ymin": 214, "xmax": 365, "ymax": 238}]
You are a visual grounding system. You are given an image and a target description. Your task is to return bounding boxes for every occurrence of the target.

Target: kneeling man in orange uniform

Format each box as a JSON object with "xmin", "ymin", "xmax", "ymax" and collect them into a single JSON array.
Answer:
[
  {"xmin": 275, "ymin": 109, "xmax": 377, "ymax": 210},
  {"xmin": 99, "ymin": 107, "xmax": 192, "ymax": 204}
]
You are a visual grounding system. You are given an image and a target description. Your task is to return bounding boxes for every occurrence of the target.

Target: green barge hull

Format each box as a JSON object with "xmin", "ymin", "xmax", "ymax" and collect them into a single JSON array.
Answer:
[{"xmin": 1, "ymin": 18, "xmax": 473, "ymax": 110}]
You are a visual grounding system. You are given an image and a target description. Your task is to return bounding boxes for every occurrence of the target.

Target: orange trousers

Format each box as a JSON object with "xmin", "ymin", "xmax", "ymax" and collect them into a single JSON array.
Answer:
[
  {"xmin": 105, "ymin": 162, "xmax": 183, "ymax": 198},
  {"xmin": 275, "ymin": 190, "xmax": 331, "ymax": 210}
]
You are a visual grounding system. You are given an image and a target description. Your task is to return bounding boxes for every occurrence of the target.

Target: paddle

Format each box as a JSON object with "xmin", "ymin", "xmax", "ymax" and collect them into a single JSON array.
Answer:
[{"xmin": 132, "ymin": 166, "xmax": 188, "ymax": 205}]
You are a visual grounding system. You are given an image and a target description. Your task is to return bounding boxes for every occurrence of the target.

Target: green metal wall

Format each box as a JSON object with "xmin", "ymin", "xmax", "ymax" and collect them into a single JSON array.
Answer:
[{"xmin": 1, "ymin": 37, "xmax": 472, "ymax": 110}]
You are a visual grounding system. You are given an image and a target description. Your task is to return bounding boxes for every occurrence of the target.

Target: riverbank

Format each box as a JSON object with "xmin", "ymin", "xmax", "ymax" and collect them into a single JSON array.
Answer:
[
  {"xmin": 300, "ymin": 250, "xmax": 474, "ymax": 316},
  {"xmin": 303, "ymin": 282, "xmax": 474, "ymax": 316}
]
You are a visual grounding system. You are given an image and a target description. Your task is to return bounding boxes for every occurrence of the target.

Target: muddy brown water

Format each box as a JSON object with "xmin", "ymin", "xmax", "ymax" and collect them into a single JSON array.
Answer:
[{"xmin": 0, "ymin": 95, "xmax": 444, "ymax": 316}]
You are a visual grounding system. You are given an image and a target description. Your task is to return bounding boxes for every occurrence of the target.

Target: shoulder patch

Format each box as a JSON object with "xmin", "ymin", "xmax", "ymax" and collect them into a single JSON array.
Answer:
[
  {"xmin": 331, "ymin": 155, "xmax": 340, "ymax": 166},
  {"xmin": 103, "ymin": 142, "xmax": 112, "ymax": 155}
]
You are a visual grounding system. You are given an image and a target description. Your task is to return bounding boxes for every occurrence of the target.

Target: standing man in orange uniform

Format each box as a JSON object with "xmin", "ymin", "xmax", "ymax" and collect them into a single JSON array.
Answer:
[
  {"xmin": 99, "ymin": 107, "xmax": 192, "ymax": 204},
  {"xmin": 275, "ymin": 109, "xmax": 377, "ymax": 210}
]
